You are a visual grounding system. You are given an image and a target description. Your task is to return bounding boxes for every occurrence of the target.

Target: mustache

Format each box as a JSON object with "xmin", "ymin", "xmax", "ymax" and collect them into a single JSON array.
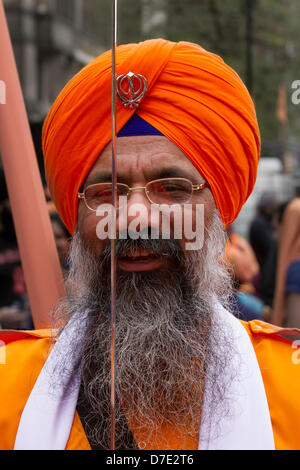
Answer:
[{"xmin": 99, "ymin": 227, "xmax": 185, "ymax": 264}]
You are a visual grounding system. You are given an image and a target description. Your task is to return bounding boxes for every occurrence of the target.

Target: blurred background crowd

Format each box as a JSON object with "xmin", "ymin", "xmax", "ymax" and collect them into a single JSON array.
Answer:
[{"xmin": 1, "ymin": 0, "xmax": 300, "ymax": 330}]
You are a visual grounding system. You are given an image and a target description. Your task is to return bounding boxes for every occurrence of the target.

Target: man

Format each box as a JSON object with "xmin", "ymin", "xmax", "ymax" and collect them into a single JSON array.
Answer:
[
  {"xmin": 0, "ymin": 39, "xmax": 299, "ymax": 450},
  {"xmin": 249, "ymin": 191, "xmax": 280, "ymax": 270},
  {"xmin": 272, "ymin": 197, "xmax": 300, "ymax": 329}
]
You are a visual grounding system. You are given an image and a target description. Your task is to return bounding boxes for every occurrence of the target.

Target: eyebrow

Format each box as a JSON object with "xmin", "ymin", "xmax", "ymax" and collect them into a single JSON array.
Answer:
[
  {"xmin": 85, "ymin": 167, "xmax": 203, "ymax": 187},
  {"xmin": 150, "ymin": 167, "xmax": 199, "ymax": 182},
  {"xmin": 85, "ymin": 171, "xmax": 114, "ymax": 187}
]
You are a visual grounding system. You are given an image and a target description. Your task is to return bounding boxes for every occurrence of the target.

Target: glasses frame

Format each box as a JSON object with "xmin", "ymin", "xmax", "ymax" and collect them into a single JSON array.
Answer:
[{"xmin": 78, "ymin": 177, "xmax": 209, "ymax": 212}]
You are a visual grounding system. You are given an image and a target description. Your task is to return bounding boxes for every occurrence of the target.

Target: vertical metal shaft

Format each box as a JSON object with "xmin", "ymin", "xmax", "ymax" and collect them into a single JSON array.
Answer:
[{"xmin": 110, "ymin": 0, "xmax": 118, "ymax": 451}]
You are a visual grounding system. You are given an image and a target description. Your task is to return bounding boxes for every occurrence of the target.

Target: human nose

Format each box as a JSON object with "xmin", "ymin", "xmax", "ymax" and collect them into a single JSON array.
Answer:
[{"xmin": 117, "ymin": 187, "xmax": 160, "ymax": 235}]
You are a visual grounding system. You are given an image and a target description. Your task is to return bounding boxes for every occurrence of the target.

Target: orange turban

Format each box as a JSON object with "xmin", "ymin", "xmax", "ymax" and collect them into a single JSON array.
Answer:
[{"xmin": 43, "ymin": 39, "xmax": 260, "ymax": 234}]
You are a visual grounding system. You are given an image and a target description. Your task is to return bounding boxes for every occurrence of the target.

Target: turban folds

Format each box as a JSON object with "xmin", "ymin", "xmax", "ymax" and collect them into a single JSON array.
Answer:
[{"xmin": 42, "ymin": 39, "xmax": 260, "ymax": 234}]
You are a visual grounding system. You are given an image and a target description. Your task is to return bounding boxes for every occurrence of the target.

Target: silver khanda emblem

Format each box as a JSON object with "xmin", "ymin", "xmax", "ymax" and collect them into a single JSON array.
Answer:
[{"xmin": 116, "ymin": 72, "xmax": 148, "ymax": 109}]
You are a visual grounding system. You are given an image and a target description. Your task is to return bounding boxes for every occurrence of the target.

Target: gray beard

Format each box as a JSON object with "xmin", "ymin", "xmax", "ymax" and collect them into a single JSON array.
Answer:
[{"xmin": 53, "ymin": 210, "xmax": 235, "ymax": 449}]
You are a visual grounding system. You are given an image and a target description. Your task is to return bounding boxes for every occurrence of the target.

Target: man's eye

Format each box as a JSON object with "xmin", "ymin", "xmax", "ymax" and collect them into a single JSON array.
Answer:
[
  {"xmin": 96, "ymin": 189, "xmax": 112, "ymax": 197},
  {"xmin": 162, "ymin": 183, "xmax": 187, "ymax": 193},
  {"xmin": 166, "ymin": 185, "xmax": 184, "ymax": 191},
  {"xmin": 89, "ymin": 188, "xmax": 112, "ymax": 201}
]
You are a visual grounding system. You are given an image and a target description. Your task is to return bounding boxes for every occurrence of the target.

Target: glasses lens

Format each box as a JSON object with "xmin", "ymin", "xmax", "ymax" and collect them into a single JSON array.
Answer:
[
  {"xmin": 84, "ymin": 183, "xmax": 128, "ymax": 210},
  {"xmin": 147, "ymin": 178, "xmax": 192, "ymax": 205}
]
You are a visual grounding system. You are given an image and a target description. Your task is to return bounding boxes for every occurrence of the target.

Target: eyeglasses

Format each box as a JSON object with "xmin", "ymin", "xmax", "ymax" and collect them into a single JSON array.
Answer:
[{"xmin": 78, "ymin": 177, "xmax": 209, "ymax": 211}]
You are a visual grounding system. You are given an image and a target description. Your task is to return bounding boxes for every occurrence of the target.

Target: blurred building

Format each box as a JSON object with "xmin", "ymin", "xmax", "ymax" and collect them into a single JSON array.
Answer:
[
  {"xmin": 3, "ymin": 0, "xmax": 108, "ymax": 178},
  {"xmin": 3, "ymin": 0, "xmax": 300, "ymax": 207},
  {"xmin": 3, "ymin": 0, "xmax": 101, "ymax": 123},
  {"xmin": 234, "ymin": 157, "xmax": 293, "ymax": 239}
]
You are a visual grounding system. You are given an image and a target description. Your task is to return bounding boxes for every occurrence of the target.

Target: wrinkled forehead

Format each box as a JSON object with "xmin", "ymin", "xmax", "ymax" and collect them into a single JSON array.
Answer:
[{"xmin": 84, "ymin": 135, "xmax": 206, "ymax": 188}]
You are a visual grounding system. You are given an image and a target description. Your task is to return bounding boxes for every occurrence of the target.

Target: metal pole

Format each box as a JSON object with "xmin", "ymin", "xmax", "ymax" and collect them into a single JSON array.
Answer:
[{"xmin": 110, "ymin": 0, "xmax": 118, "ymax": 451}]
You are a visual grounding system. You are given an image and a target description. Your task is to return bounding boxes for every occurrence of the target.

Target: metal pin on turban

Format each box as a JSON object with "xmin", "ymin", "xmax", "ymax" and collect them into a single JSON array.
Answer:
[{"xmin": 116, "ymin": 71, "xmax": 148, "ymax": 108}]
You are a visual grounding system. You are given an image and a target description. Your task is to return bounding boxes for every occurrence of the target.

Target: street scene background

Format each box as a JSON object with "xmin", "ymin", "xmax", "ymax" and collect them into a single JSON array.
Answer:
[
  {"xmin": 0, "ymin": 0, "xmax": 300, "ymax": 329},
  {"xmin": 3, "ymin": 0, "xmax": 300, "ymax": 233}
]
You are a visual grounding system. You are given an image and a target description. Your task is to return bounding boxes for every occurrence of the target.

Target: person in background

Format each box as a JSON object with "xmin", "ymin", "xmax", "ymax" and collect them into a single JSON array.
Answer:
[
  {"xmin": 249, "ymin": 191, "xmax": 280, "ymax": 270},
  {"xmin": 272, "ymin": 198, "xmax": 300, "ymax": 328},
  {"xmin": 225, "ymin": 225, "xmax": 270, "ymax": 321},
  {"xmin": 247, "ymin": 191, "xmax": 283, "ymax": 322},
  {"xmin": 258, "ymin": 200, "xmax": 290, "ymax": 313},
  {"xmin": 0, "ymin": 171, "xmax": 32, "ymax": 329},
  {"xmin": 0, "ymin": 177, "xmax": 69, "ymax": 329},
  {"xmin": 284, "ymin": 259, "xmax": 300, "ymax": 330},
  {"xmin": 226, "ymin": 225, "xmax": 260, "ymax": 290},
  {"xmin": 49, "ymin": 209, "xmax": 71, "ymax": 274}
]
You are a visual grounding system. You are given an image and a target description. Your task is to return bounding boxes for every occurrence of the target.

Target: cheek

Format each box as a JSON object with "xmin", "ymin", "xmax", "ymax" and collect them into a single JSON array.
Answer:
[
  {"xmin": 77, "ymin": 207, "xmax": 105, "ymax": 255},
  {"xmin": 179, "ymin": 194, "xmax": 216, "ymax": 249},
  {"xmin": 202, "ymin": 191, "xmax": 217, "ymax": 227},
  {"xmin": 180, "ymin": 205, "xmax": 203, "ymax": 240}
]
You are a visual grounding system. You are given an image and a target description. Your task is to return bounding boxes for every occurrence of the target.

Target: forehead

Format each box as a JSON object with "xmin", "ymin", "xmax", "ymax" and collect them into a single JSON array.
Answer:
[{"xmin": 85, "ymin": 135, "xmax": 204, "ymax": 185}]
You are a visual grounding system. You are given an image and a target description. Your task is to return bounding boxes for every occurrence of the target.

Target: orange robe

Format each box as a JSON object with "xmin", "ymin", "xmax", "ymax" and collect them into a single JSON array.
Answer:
[{"xmin": 0, "ymin": 320, "xmax": 299, "ymax": 450}]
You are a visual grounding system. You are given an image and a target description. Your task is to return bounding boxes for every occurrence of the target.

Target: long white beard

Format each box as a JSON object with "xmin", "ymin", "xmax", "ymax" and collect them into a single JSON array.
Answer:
[{"xmin": 53, "ymin": 210, "xmax": 235, "ymax": 449}]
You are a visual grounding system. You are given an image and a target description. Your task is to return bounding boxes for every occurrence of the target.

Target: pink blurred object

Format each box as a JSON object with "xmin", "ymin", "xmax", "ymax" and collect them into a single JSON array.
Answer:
[{"xmin": 0, "ymin": 0, "xmax": 65, "ymax": 329}]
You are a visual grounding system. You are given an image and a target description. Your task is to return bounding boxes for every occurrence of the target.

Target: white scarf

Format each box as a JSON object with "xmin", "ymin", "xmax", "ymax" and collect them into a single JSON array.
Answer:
[{"xmin": 14, "ymin": 306, "xmax": 275, "ymax": 450}]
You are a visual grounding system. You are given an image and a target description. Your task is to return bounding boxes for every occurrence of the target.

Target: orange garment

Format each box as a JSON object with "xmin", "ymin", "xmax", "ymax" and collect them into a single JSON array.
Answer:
[
  {"xmin": 225, "ymin": 232, "xmax": 259, "ymax": 285},
  {"xmin": 0, "ymin": 322, "xmax": 299, "ymax": 450},
  {"xmin": 42, "ymin": 39, "xmax": 260, "ymax": 234}
]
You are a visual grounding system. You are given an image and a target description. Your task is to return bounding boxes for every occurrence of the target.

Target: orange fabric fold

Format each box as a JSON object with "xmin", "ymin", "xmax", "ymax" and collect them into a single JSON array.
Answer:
[
  {"xmin": 0, "ymin": 321, "xmax": 299, "ymax": 449},
  {"xmin": 42, "ymin": 38, "xmax": 260, "ymax": 234}
]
